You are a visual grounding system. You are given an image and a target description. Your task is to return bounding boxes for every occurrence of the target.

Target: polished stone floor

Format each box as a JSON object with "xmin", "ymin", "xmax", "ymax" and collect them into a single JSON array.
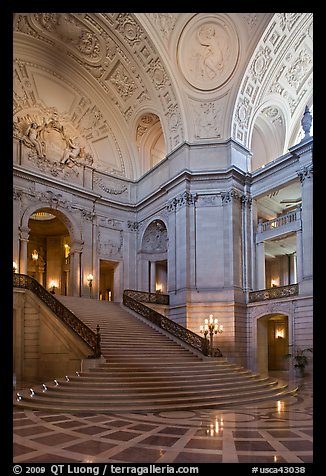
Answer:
[{"xmin": 12, "ymin": 371, "xmax": 313, "ymax": 464}]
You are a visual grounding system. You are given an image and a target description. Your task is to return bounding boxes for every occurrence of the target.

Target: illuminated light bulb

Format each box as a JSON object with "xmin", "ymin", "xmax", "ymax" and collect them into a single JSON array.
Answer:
[
  {"xmin": 16, "ymin": 393, "xmax": 22, "ymax": 401},
  {"xmin": 42, "ymin": 384, "xmax": 48, "ymax": 392},
  {"xmin": 30, "ymin": 388, "xmax": 35, "ymax": 397},
  {"xmin": 65, "ymin": 376, "xmax": 70, "ymax": 382},
  {"xmin": 54, "ymin": 379, "xmax": 59, "ymax": 386},
  {"xmin": 76, "ymin": 371, "xmax": 80, "ymax": 377}
]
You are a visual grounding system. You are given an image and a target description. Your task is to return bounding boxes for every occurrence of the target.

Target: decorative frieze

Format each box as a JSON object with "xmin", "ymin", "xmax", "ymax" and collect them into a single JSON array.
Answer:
[{"xmin": 166, "ymin": 191, "xmax": 198, "ymax": 212}]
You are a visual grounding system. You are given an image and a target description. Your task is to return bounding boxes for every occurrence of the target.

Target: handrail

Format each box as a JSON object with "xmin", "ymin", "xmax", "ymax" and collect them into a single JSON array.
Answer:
[
  {"xmin": 13, "ymin": 273, "xmax": 101, "ymax": 358},
  {"xmin": 123, "ymin": 289, "xmax": 222, "ymax": 357}
]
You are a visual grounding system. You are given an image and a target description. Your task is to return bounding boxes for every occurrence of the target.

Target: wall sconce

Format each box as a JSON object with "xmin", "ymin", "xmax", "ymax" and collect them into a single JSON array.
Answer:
[
  {"xmin": 271, "ymin": 279, "xmax": 279, "ymax": 288},
  {"xmin": 275, "ymin": 326, "xmax": 285, "ymax": 339},
  {"xmin": 87, "ymin": 274, "xmax": 93, "ymax": 297},
  {"xmin": 64, "ymin": 243, "xmax": 70, "ymax": 259},
  {"xmin": 13, "ymin": 261, "xmax": 18, "ymax": 273},
  {"xmin": 31, "ymin": 249, "xmax": 39, "ymax": 262},
  {"xmin": 156, "ymin": 283, "xmax": 162, "ymax": 293},
  {"xmin": 50, "ymin": 280, "xmax": 56, "ymax": 294}
]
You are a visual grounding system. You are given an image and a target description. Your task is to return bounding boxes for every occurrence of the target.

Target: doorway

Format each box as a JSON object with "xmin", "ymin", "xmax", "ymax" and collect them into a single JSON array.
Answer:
[
  {"xmin": 99, "ymin": 260, "xmax": 118, "ymax": 301},
  {"xmin": 257, "ymin": 313, "xmax": 289, "ymax": 374}
]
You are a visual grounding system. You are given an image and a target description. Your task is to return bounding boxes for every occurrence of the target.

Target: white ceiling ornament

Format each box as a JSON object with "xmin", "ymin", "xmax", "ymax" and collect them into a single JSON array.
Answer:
[{"xmin": 177, "ymin": 14, "xmax": 239, "ymax": 91}]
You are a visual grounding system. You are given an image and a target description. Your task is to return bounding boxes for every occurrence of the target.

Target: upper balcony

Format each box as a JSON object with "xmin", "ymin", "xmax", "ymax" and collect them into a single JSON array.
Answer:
[{"xmin": 256, "ymin": 207, "xmax": 301, "ymax": 243}]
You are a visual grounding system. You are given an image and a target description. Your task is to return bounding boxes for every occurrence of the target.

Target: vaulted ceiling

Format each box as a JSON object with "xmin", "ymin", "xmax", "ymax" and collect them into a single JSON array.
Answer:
[{"xmin": 13, "ymin": 13, "xmax": 313, "ymax": 180}]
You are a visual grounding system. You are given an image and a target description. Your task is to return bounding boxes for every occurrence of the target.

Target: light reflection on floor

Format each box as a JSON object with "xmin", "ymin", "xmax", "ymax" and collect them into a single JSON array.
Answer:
[{"xmin": 13, "ymin": 372, "xmax": 312, "ymax": 464}]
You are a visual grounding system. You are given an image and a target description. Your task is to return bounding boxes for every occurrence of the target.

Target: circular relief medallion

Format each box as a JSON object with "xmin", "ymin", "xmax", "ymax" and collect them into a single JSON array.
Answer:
[{"xmin": 177, "ymin": 14, "xmax": 239, "ymax": 91}]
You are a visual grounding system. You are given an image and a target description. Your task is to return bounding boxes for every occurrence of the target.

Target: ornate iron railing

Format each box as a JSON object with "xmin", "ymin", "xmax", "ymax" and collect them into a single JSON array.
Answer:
[
  {"xmin": 123, "ymin": 289, "xmax": 170, "ymax": 305},
  {"xmin": 249, "ymin": 284, "xmax": 299, "ymax": 303},
  {"xmin": 13, "ymin": 273, "xmax": 101, "ymax": 358},
  {"xmin": 123, "ymin": 289, "xmax": 222, "ymax": 357}
]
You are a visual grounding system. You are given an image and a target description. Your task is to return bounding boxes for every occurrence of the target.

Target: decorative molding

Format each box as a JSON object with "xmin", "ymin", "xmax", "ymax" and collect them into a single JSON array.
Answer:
[
  {"xmin": 94, "ymin": 177, "xmax": 128, "ymax": 196},
  {"xmin": 166, "ymin": 191, "xmax": 198, "ymax": 212},
  {"xmin": 221, "ymin": 188, "xmax": 243, "ymax": 204}
]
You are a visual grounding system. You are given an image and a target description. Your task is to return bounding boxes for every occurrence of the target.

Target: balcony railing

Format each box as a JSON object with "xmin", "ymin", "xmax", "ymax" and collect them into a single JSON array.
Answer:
[
  {"xmin": 258, "ymin": 208, "xmax": 301, "ymax": 233},
  {"xmin": 249, "ymin": 284, "xmax": 298, "ymax": 302}
]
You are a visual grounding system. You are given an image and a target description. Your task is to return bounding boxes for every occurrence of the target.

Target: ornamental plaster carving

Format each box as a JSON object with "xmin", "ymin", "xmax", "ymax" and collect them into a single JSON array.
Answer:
[
  {"xmin": 192, "ymin": 100, "xmax": 224, "ymax": 139},
  {"xmin": 166, "ymin": 191, "xmax": 198, "ymax": 212},
  {"xmin": 221, "ymin": 189, "xmax": 243, "ymax": 204},
  {"xmin": 177, "ymin": 14, "xmax": 239, "ymax": 91},
  {"xmin": 147, "ymin": 13, "xmax": 177, "ymax": 42},
  {"xmin": 14, "ymin": 13, "xmax": 184, "ymax": 155},
  {"xmin": 93, "ymin": 178, "xmax": 128, "ymax": 197},
  {"xmin": 136, "ymin": 113, "xmax": 159, "ymax": 146},
  {"xmin": 232, "ymin": 13, "xmax": 312, "ymax": 149},
  {"xmin": 97, "ymin": 229, "xmax": 123, "ymax": 257},
  {"xmin": 141, "ymin": 221, "xmax": 168, "ymax": 253},
  {"xmin": 27, "ymin": 14, "xmax": 104, "ymax": 64},
  {"xmin": 127, "ymin": 221, "xmax": 139, "ymax": 232},
  {"xmin": 108, "ymin": 61, "xmax": 138, "ymax": 101},
  {"xmin": 197, "ymin": 195, "xmax": 221, "ymax": 207},
  {"xmin": 297, "ymin": 164, "xmax": 313, "ymax": 183},
  {"xmin": 14, "ymin": 107, "xmax": 94, "ymax": 178}
]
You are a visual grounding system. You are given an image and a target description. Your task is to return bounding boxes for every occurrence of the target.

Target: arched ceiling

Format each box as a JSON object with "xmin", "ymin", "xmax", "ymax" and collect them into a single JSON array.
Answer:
[{"xmin": 13, "ymin": 13, "xmax": 313, "ymax": 180}]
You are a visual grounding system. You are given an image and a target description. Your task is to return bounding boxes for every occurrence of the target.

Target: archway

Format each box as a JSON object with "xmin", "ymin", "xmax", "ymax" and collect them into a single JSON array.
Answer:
[
  {"xmin": 140, "ymin": 219, "xmax": 168, "ymax": 293},
  {"xmin": 27, "ymin": 208, "xmax": 72, "ymax": 295},
  {"xmin": 257, "ymin": 313, "xmax": 289, "ymax": 375}
]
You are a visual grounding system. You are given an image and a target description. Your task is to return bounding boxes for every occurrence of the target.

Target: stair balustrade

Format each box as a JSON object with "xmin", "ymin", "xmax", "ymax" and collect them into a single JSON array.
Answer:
[
  {"xmin": 13, "ymin": 273, "xmax": 101, "ymax": 358},
  {"xmin": 123, "ymin": 289, "xmax": 222, "ymax": 357}
]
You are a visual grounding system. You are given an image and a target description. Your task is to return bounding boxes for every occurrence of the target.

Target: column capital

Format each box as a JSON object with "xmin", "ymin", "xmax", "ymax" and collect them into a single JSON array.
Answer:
[{"xmin": 297, "ymin": 163, "xmax": 313, "ymax": 183}]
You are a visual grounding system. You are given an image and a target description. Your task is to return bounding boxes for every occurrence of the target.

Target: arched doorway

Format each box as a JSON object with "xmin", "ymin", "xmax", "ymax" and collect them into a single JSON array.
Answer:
[
  {"xmin": 140, "ymin": 219, "xmax": 168, "ymax": 293},
  {"xmin": 257, "ymin": 313, "xmax": 289, "ymax": 375},
  {"xmin": 27, "ymin": 208, "xmax": 71, "ymax": 295}
]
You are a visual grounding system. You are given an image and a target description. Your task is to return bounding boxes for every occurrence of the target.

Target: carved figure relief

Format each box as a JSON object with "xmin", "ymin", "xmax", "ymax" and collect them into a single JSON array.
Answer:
[
  {"xmin": 14, "ymin": 107, "xmax": 94, "ymax": 177},
  {"xmin": 194, "ymin": 101, "xmax": 223, "ymax": 138},
  {"xmin": 177, "ymin": 15, "xmax": 239, "ymax": 91},
  {"xmin": 141, "ymin": 220, "xmax": 168, "ymax": 253}
]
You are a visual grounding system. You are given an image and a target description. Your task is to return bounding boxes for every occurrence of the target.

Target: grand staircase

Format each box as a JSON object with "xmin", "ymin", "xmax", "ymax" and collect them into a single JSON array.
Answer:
[{"xmin": 14, "ymin": 296, "xmax": 297, "ymax": 413}]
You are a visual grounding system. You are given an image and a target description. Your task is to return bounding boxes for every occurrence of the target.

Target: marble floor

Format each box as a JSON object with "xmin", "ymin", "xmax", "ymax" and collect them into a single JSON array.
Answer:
[{"xmin": 12, "ymin": 371, "xmax": 313, "ymax": 465}]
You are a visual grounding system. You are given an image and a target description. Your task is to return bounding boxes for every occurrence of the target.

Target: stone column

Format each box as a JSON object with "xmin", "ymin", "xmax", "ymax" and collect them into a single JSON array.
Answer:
[
  {"xmin": 296, "ymin": 229, "xmax": 303, "ymax": 283},
  {"xmin": 150, "ymin": 261, "xmax": 156, "ymax": 293},
  {"xmin": 70, "ymin": 240, "xmax": 83, "ymax": 297},
  {"xmin": 298, "ymin": 164, "xmax": 313, "ymax": 294},
  {"xmin": 19, "ymin": 226, "xmax": 30, "ymax": 275},
  {"xmin": 256, "ymin": 241, "xmax": 265, "ymax": 290}
]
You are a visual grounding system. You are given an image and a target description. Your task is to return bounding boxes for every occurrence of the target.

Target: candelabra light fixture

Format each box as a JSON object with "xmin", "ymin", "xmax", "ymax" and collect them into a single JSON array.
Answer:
[
  {"xmin": 87, "ymin": 273, "xmax": 94, "ymax": 297},
  {"xmin": 200, "ymin": 314, "xmax": 223, "ymax": 356},
  {"xmin": 13, "ymin": 261, "xmax": 18, "ymax": 273}
]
